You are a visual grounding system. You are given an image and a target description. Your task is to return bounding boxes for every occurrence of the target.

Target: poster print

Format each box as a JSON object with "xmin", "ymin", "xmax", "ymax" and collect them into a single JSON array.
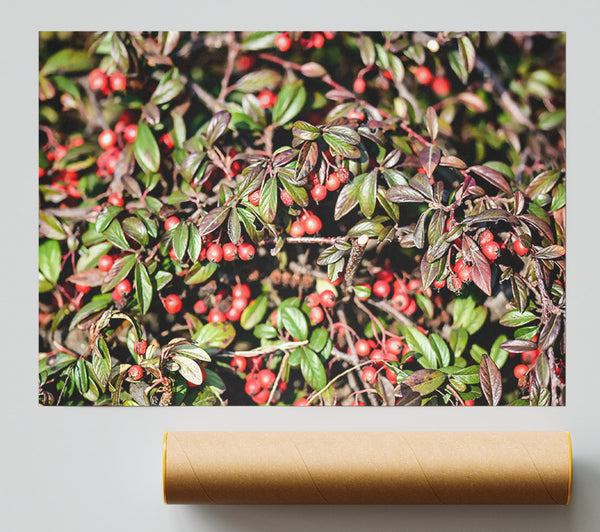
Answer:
[{"xmin": 39, "ymin": 31, "xmax": 565, "ymax": 406}]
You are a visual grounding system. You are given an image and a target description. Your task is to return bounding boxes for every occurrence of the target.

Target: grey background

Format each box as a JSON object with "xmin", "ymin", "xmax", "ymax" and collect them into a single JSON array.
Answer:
[{"xmin": 2, "ymin": 1, "xmax": 598, "ymax": 530}]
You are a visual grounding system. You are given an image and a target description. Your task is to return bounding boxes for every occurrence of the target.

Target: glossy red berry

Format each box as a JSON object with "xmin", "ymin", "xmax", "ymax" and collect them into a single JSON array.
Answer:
[
  {"xmin": 164, "ymin": 216, "xmax": 180, "ymax": 231},
  {"xmin": 514, "ymin": 364, "xmax": 529, "ymax": 379},
  {"xmin": 115, "ymin": 279, "xmax": 132, "ymax": 298},
  {"xmin": 355, "ymin": 339, "xmax": 371, "ymax": 357},
  {"xmin": 353, "ymin": 77, "xmax": 366, "ymax": 94},
  {"xmin": 238, "ymin": 243, "xmax": 255, "ymax": 261},
  {"xmin": 231, "ymin": 356, "xmax": 247, "ymax": 373},
  {"xmin": 479, "ymin": 230, "xmax": 494, "ymax": 245},
  {"xmin": 305, "ymin": 292, "xmax": 320, "ymax": 308},
  {"xmin": 337, "ymin": 168, "xmax": 350, "ymax": 184},
  {"xmin": 257, "ymin": 369, "xmax": 276, "ymax": 389},
  {"xmin": 280, "ymin": 189, "xmax": 294, "ymax": 206},
  {"xmin": 257, "ymin": 90, "xmax": 277, "ymax": 109},
  {"xmin": 303, "ymin": 215, "xmax": 322, "ymax": 235},
  {"xmin": 369, "ymin": 349, "xmax": 386, "ymax": 366},
  {"xmin": 514, "ymin": 239, "xmax": 530, "ymax": 256},
  {"xmin": 311, "ymin": 32, "xmax": 324, "ymax": 49},
  {"xmin": 482, "ymin": 241, "xmax": 501, "ymax": 262},
  {"xmin": 159, "ymin": 133, "xmax": 174, "ymax": 149},
  {"xmin": 319, "ymin": 290, "xmax": 336, "ymax": 308},
  {"xmin": 232, "ymin": 284, "xmax": 251, "ymax": 300},
  {"xmin": 128, "ymin": 365, "xmax": 144, "ymax": 381},
  {"xmin": 226, "ymin": 306, "xmax": 242, "ymax": 322},
  {"xmin": 431, "ymin": 76, "xmax": 451, "ymax": 96},
  {"xmin": 309, "ymin": 306, "xmax": 324, "ymax": 324},
  {"xmin": 164, "ymin": 294, "xmax": 182, "ymax": 314},
  {"xmin": 361, "ymin": 366, "xmax": 377, "ymax": 384},
  {"xmin": 464, "ymin": 400, "xmax": 475, "ymax": 406},
  {"xmin": 88, "ymin": 69, "xmax": 108, "ymax": 92},
  {"xmin": 274, "ymin": 32, "xmax": 292, "ymax": 52},
  {"xmin": 294, "ymin": 397, "xmax": 310, "ymax": 406},
  {"xmin": 414, "ymin": 66, "xmax": 433, "ymax": 85},
  {"xmin": 289, "ymin": 220, "xmax": 306, "ymax": 237},
  {"xmin": 245, "ymin": 377, "xmax": 261, "ymax": 396},
  {"xmin": 222, "ymin": 242, "xmax": 238, "ymax": 261},
  {"xmin": 122, "ymin": 124, "xmax": 137, "ymax": 143},
  {"xmin": 109, "ymin": 72, "xmax": 127, "ymax": 92},
  {"xmin": 193, "ymin": 300, "xmax": 208, "ymax": 314},
  {"xmin": 372, "ymin": 280, "xmax": 391, "ymax": 299},
  {"xmin": 433, "ymin": 279, "xmax": 446, "ymax": 289},
  {"xmin": 521, "ymin": 349, "xmax": 540, "ymax": 365},
  {"xmin": 134, "ymin": 340, "xmax": 148, "ymax": 356},
  {"xmin": 325, "ymin": 173, "xmax": 341, "ymax": 192},
  {"xmin": 231, "ymin": 297, "xmax": 249, "ymax": 313},
  {"xmin": 385, "ymin": 338, "xmax": 403, "ymax": 356},
  {"xmin": 248, "ymin": 190, "xmax": 261, "ymax": 206},
  {"xmin": 107, "ymin": 193, "xmax": 124, "ymax": 207},
  {"xmin": 347, "ymin": 108, "xmax": 365, "ymax": 121},
  {"xmin": 98, "ymin": 254, "xmax": 114, "ymax": 272},
  {"xmin": 208, "ymin": 308, "xmax": 226, "ymax": 323},
  {"xmin": 311, "ymin": 184, "xmax": 327, "ymax": 201},
  {"xmin": 206, "ymin": 244, "xmax": 224, "ymax": 263},
  {"xmin": 98, "ymin": 129, "xmax": 117, "ymax": 150}
]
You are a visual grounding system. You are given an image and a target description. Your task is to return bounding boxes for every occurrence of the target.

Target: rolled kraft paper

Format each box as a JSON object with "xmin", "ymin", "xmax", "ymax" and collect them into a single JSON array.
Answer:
[{"xmin": 163, "ymin": 431, "xmax": 572, "ymax": 505}]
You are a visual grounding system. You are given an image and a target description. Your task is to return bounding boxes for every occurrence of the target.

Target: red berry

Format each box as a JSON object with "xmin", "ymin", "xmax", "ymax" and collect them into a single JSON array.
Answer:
[
  {"xmin": 479, "ymin": 230, "xmax": 494, "ymax": 245},
  {"xmin": 414, "ymin": 66, "xmax": 433, "ymax": 85},
  {"xmin": 325, "ymin": 173, "xmax": 341, "ymax": 192},
  {"xmin": 274, "ymin": 32, "xmax": 292, "ymax": 52},
  {"xmin": 385, "ymin": 338, "xmax": 403, "ymax": 356},
  {"xmin": 248, "ymin": 190, "xmax": 261, "ymax": 206},
  {"xmin": 377, "ymin": 270, "xmax": 394, "ymax": 283},
  {"xmin": 294, "ymin": 397, "xmax": 310, "ymax": 406},
  {"xmin": 305, "ymin": 293, "xmax": 321, "ymax": 308},
  {"xmin": 231, "ymin": 297, "xmax": 249, "ymax": 313},
  {"xmin": 121, "ymin": 124, "xmax": 137, "ymax": 144},
  {"xmin": 257, "ymin": 369, "xmax": 276, "ymax": 389},
  {"xmin": 245, "ymin": 377, "xmax": 261, "ymax": 396},
  {"xmin": 464, "ymin": 400, "xmax": 475, "ymax": 406},
  {"xmin": 53, "ymin": 145, "xmax": 68, "ymax": 162},
  {"xmin": 309, "ymin": 306, "xmax": 324, "ymax": 324},
  {"xmin": 75, "ymin": 283, "xmax": 90, "ymax": 294},
  {"xmin": 98, "ymin": 129, "xmax": 117, "ymax": 150},
  {"xmin": 353, "ymin": 77, "xmax": 366, "ymax": 94},
  {"xmin": 372, "ymin": 280, "xmax": 391, "ymax": 299},
  {"xmin": 232, "ymin": 284, "xmax": 251, "ymax": 300},
  {"xmin": 311, "ymin": 184, "xmax": 327, "ymax": 201},
  {"xmin": 355, "ymin": 339, "xmax": 371, "ymax": 357},
  {"xmin": 164, "ymin": 294, "xmax": 182, "ymax": 314},
  {"xmin": 169, "ymin": 247, "xmax": 179, "ymax": 261},
  {"xmin": 160, "ymin": 133, "xmax": 174, "ymax": 149},
  {"xmin": 405, "ymin": 299, "xmax": 418, "ymax": 315},
  {"xmin": 88, "ymin": 69, "xmax": 108, "ymax": 92},
  {"xmin": 324, "ymin": 31, "xmax": 335, "ymax": 40},
  {"xmin": 451, "ymin": 275, "xmax": 463, "ymax": 291},
  {"xmin": 226, "ymin": 306, "xmax": 242, "ymax": 322},
  {"xmin": 107, "ymin": 193, "xmax": 124, "ymax": 207},
  {"xmin": 164, "ymin": 216, "xmax": 180, "ymax": 231},
  {"xmin": 289, "ymin": 221, "xmax": 306, "ymax": 237},
  {"xmin": 482, "ymin": 241, "xmax": 501, "ymax": 262},
  {"xmin": 128, "ymin": 365, "xmax": 144, "ymax": 381},
  {"xmin": 304, "ymin": 215, "xmax": 322, "ymax": 235},
  {"xmin": 109, "ymin": 72, "xmax": 127, "ymax": 92},
  {"xmin": 206, "ymin": 244, "xmax": 224, "ymax": 263},
  {"xmin": 392, "ymin": 292, "xmax": 411, "ymax": 312},
  {"xmin": 369, "ymin": 349, "xmax": 386, "ymax": 366},
  {"xmin": 193, "ymin": 300, "xmax": 208, "ymax": 314},
  {"xmin": 361, "ymin": 366, "xmax": 377, "ymax": 384},
  {"xmin": 134, "ymin": 340, "xmax": 148, "ymax": 356},
  {"xmin": 280, "ymin": 189, "xmax": 294, "ymax": 206},
  {"xmin": 231, "ymin": 356, "xmax": 247, "ymax": 373},
  {"xmin": 431, "ymin": 76, "xmax": 451, "ymax": 97},
  {"xmin": 514, "ymin": 364, "xmax": 529, "ymax": 379},
  {"xmin": 522, "ymin": 349, "xmax": 540, "ymax": 365},
  {"xmin": 222, "ymin": 242, "xmax": 238, "ymax": 261},
  {"xmin": 98, "ymin": 254, "xmax": 114, "ymax": 272},
  {"xmin": 238, "ymin": 243, "xmax": 255, "ymax": 261},
  {"xmin": 433, "ymin": 279, "xmax": 446, "ymax": 289},
  {"xmin": 257, "ymin": 90, "xmax": 277, "ymax": 109},
  {"xmin": 115, "ymin": 279, "xmax": 131, "ymax": 298},
  {"xmin": 112, "ymin": 289, "xmax": 123, "ymax": 302},
  {"xmin": 337, "ymin": 168, "xmax": 350, "ymax": 184},
  {"xmin": 319, "ymin": 290, "xmax": 336, "ymax": 308},
  {"xmin": 514, "ymin": 239, "xmax": 530, "ymax": 256},
  {"xmin": 347, "ymin": 108, "xmax": 365, "ymax": 121},
  {"xmin": 208, "ymin": 308, "xmax": 226, "ymax": 323}
]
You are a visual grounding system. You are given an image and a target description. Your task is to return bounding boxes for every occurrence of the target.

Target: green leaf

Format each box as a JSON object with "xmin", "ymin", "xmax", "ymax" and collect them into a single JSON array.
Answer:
[
  {"xmin": 42, "ymin": 48, "xmax": 92, "ymax": 75},
  {"xmin": 300, "ymin": 348, "xmax": 327, "ymax": 391},
  {"xmin": 240, "ymin": 31, "xmax": 278, "ymax": 51},
  {"xmin": 403, "ymin": 326, "xmax": 438, "ymax": 369},
  {"xmin": 151, "ymin": 77, "xmax": 184, "ymax": 105},
  {"xmin": 39, "ymin": 211, "xmax": 67, "ymax": 240},
  {"xmin": 134, "ymin": 123, "xmax": 160, "ymax": 173},
  {"xmin": 122, "ymin": 216, "xmax": 148, "ymax": 247},
  {"xmin": 173, "ymin": 222, "xmax": 189, "ymax": 261},
  {"xmin": 197, "ymin": 205, "xmax": 231, "ymax": 236},
  {"xmin": 39, "ymin": 351, "xmax": 77, "ymax": 377},
  {"xmin": 184, "ymin": 261, "xmax": 218, "ymax": 285},
  {"xmin": 500, "ymin": 310, "xmax": 537, "ymax": 328},
  {"xmin": 193, "ymin": 321, "xmax": 236, "ymax": 349},
  {"xmin": 334, "ymin": 175, "xmax": 363, "ymax": 220},
  {"xmin": 69, "ymin": 294, "xmax": 112, "ymax": 330},
  {"xmin": 469, "ymin": 344, "xmax": 487, "ymax": 364},
  {"xmin": 309, "ymin": 328, "xmax": 329, "ymax": 352},
  {"xmin": 92, "ymin": 336, "xmax": 111, "ymax": 387},
  {"xmin": 102, "ymin": 219, "xmax": 130, "ymax": 250},
  {"xmin": 73, "ymin": 357, "xmax": 89, "ymax": 395},
  {"xmin": 272, "ymin": 81, "xmax": 306, "ymax": 125},
  {"xmin": 538, "ymin": 109, "xmax": 565, "ymax": 131},
  {"xmin": 134, "ymin": 262, "xmax": 153, "ymax": 315},
  {"xmin": 430, "ymin": 333, "xmax": 451, "ymax": 367},
  {"xmin": 323, "ymin": 133, "xmax": 361, "ymax": 158},
  {"xmin": 188, "ymin": 225, "xmax": 202, "ymax": 262},
  {"xmin": 466, "ymin": 306, "xmax": 488, "ymax": 335},
  {"xmin": 279, "ymin": 177, "xmax": 309, "ymax": 208},
  {"xmin": 39, "ymin": 239, "xmax": 61, "ymax": 290},
  {"xmin": 171, "ymin": 355, "xmax": 205, "ymax": 385},
  {"xmin": 101, "ymin": 253, "xmax": 137, "ymax": 293},
  {"xmin": 402, "ymin": 369, "xmax": 445, "ymax": 395},
  {"xmin": 241, "ymin": 295, "xmax": 268, "ymax": 330},
  {"xmin": 449, "ymin": 365, "xmax": 480, "ymax": 385},
  {"xmin": 281, "ymin": 306, "xmax": 308, "ymax": 341},
  {"xmin": 257, "ymin": 176, "xmax": 278, "ymax": 223},
  {"xmin": 490, "ymin": 334, "xmax": 509, "ymax": 369},
  {"xmin": 359, "ymin": 170, "xmax": 377, "ymax": 217},
  {"xmin": 449, "ymin": 327, "xmax": 469, "ymax": 358},
  {"xmin": 205, "ymin": 111, "xmax": 231, "ymax": 146},
  {"xmin": 293, "ymin": 120, "xmax": 321, "ymax": 141}
]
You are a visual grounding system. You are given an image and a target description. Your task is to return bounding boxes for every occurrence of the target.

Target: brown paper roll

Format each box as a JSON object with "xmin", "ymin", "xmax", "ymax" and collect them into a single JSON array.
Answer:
[{"xmin": 163, "ymin": 431, "xmax": 571, "ymax": 505}]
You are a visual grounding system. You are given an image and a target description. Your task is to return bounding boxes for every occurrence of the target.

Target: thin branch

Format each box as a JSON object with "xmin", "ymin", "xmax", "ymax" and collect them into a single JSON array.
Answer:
[
  {"xmin": 364, "ymin": 297, "xmax": 419, "ymax": 328},
  {"xmin": 343, "ymin": 234, "xmax": 369, "ymax": 293}
]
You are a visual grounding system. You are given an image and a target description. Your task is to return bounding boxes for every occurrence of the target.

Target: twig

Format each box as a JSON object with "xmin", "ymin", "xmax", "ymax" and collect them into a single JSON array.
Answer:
[
  {"xmin": 267, "ymin": 351, "xmax": 289, "ymax": 406},
  {"xmin": 218, "ymin": 32, "xmax": 238, "ymax": 101},
  {"xmin": 307, "ymin": 360, "xmax": 375, "ymax": 405},
  {"xmin": 343, "ymin": 235, "xmax": 369, "ymax": 293},
  {"xmin": 547, "ymin": 346, "xmax": 559, "ymax": 406},
  {"xmin": 364, "ymin": 297, "xmax": 419, "ymax": 328},
  {"xmin": 180, "ymin": 73, "xmax": 227, "ymax": 114},
  {"xmin": 217, "ymin": 340, "xmax": 307, "ymax": 358}
]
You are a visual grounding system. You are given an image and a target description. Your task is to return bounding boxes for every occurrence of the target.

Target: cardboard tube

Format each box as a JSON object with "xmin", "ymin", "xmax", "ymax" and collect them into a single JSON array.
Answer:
[{"xmin": 163, "ymin": 431, "xmax": 572, "ymax": 505}]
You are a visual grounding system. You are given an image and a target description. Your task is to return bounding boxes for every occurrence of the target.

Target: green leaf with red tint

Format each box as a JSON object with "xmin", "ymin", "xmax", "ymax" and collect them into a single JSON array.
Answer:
[
  {"xmin": 134, "ymin": 262, "xmax": 153, "ymax": 315},
  {"xmin": 334, "ymin": 175, "xmax": 363, "ymax": 220},
  {"xmin": 134, "ymin": 122, "xmax": 160, "ymax": 174},
  {"xmin": 479, "ymin": 354, "xmax": 502, "ymax": 406},
  {"xmin": 92, "ymin": 336, "xmax": 111, "ymax": 388},
  {"xmin": 257, "ymin": 176, "xmax": 277, "ymax": 223},
  {"xmin": 538, "ymin": 313, "xmax": 562, "ymax": 351},
  {"xmin": 197, "ymin": 204, "xmax": 231, "ymax": 236},
  {"xmin": 69, "ymin": 294, "xmax": 112, "ymax": 331},
  {"xmin": 293, "ymin": 121, "xmax": 321, "ymax": 142},
  {"xmin": 385, "ymin": 184, "xmax": 427, "ymax": 204},
  {"xmin": 469, "ymin": 165, "xmax": 513, "ymax": 196},
  {"xmin": 205, "ymin": 111, "xmax": 231, "ymax": 146},
  {"xmin": 102, "ymin": 219, "xmax": 130, "ymax": 251},
  {"xmin": 469, "ymin": 246, "xmax": 492, "ymax": 296},
  {"xmin": 533, "ymin": 245, "xmax": 565, "ymax": 260},
  {"xmin": 402, "ymin": 369, "xmax": 445, "ymax": 396},
  {"xmin": 272, "ymin": 81, "xmax": 306, "ymax": 125},
  {"xmin": 359, "ymin": 170, "xmax": 377, "ymax": 218},
  {"xmin": 101, "ymin": 254, "xmax": 137, "ymax": 293}
]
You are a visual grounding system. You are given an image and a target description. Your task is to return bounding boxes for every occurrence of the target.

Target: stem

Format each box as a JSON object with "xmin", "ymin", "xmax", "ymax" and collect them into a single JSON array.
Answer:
[
  {"xmin": 547, "ymin": 346, "xmax": 559, "ymax": 406},
  {"xmin": 307, "ymin": 360, "xmax": 375, "ymax": 405},
  {"xmin": 218, "ymin": 32, "xmax": 238, "ymax": 101},
  {"xmin": 343, "ymin": 235, "xmax": 369, "ymax": 294},
  {"xmin": 180, "ymin": 73, "xmax": 227, "ymax": 114},
  {"xmin": 267, "ymin": 351, "xmax": 289, "ymax": 406},
  {"xmin": 363, "ymin": 297, "xmax": 419, "ymax": 328}
]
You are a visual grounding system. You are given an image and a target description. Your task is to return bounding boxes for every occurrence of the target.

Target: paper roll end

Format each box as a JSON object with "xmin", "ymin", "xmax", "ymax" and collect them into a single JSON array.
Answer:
[
  {"xmin": 162, "ymin": 431, "xmax": 168, "ymax": 505},
  {"xmin": 567, "ymin": 431, "xmax": 572, "ymax": 505}
]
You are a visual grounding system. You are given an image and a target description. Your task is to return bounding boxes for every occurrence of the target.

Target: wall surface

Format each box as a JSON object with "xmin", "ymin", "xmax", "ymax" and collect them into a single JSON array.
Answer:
[{"xmin": 2, "ymin": 1, "xmax": 599, "ymax": 530}]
